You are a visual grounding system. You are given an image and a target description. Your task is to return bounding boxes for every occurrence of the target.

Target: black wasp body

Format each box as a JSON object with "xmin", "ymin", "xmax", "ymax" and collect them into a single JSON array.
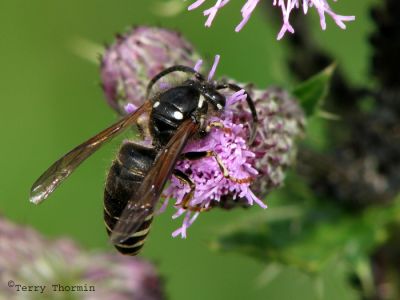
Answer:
[
  {"xmin": 104, "ymin": 80, "xmax": 219, "ymax": 254},
  {"xmin": 104, "ymin": 143, "xmax": 157, "ymax": 255},
  {"xmin": 104, "ymin": 71, "xmax": 230, "ymax": 255},
  {"xmin": 30, "ymin": 65, "xmax": 258, "ymax": 256}
]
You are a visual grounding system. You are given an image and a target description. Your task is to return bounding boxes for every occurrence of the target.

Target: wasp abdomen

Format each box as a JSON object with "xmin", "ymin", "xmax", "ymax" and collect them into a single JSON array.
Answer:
[{"xmin": 104, "ymin": 142, "xmax": 156, "ymax": 255}]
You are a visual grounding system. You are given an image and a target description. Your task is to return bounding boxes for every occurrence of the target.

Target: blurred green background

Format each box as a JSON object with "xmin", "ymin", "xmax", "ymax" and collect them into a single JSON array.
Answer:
[{"xmin": 0, "ymin": 1, "xmax": 375, "ymax": 299}]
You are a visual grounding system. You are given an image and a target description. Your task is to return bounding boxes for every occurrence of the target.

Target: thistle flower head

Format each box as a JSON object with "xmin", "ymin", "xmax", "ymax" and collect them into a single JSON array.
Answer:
[
  {"xmin": 231, "ymin": 86, "xmax": 306, "ymax": 194},
  {"xmin": 163, "ymin": 79, "xmax": 266, "ymax": 238},
  {"xmin": 188, "ymin": 0, "xmax": 355, "ymax": 40},
  {"xmin": 0, "ymin": 216, "xmax": 165, "ymax": 299},
  {"xmin": 164, "ymin": 61, "xmax": 305, "ymax": 237},
  {"xmin": 100, "ymin": 27, "xmax": 305, "ymax": 239},
  {"xmin": 101, "ymin": 26, "xmax": 200, "ymax": 114}
]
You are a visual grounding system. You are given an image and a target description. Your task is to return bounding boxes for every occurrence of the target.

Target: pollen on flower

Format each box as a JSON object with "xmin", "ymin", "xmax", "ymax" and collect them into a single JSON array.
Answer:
[{"xmin": 188, "ymin": 0, "xmax": 355, "ymax": 39}]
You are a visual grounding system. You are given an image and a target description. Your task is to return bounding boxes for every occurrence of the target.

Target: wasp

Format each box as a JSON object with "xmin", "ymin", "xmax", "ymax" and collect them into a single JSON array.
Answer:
[{"xmin": 30, "ymin": 65, "xmax": 258, "ymax": 255}]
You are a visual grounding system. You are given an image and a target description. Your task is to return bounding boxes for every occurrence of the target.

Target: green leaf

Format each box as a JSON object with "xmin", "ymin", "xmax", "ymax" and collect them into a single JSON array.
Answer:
[
  {"xmin": 256, "ymin": 263, "xmax": 284, "ymax": 287},
  {"xmin": 292, "ymin": 64, "xmax": 336, "ymax": 117},
  {"xmin": 213, "ymin": 174, "xmax": 400, "ymax": 275}
]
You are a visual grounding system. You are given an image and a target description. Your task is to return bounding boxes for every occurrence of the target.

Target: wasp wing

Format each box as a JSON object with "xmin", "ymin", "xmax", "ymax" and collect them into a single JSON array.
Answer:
[
  {"xmin": 110, "ymin": 119, "xmax": 199, "ymax": 244},
  {"xmin": 30, "ymin": 102, "xmax": 151, "ymax": 204}
]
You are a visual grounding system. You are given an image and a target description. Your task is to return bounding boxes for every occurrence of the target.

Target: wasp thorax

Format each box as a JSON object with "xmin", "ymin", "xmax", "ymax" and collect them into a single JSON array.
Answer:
[{"xmin": 150, "ymin": 84, "xmax": 202, "ymax": 146}]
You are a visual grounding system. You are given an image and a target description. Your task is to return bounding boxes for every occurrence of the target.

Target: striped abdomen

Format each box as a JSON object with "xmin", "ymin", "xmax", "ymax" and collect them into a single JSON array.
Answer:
[{"xmin": 104, "ymin": 142, "xmax": 157, "ymax": 255}]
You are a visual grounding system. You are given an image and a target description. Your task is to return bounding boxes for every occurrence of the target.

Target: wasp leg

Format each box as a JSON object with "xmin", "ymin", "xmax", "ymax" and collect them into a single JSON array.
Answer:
[
  {"xmin": 216, "ymin": 82, "xmax": 258, "ymax": 144},
  {"xmin": 205, "ymin": 121, "xmax": 232, "ymax": 135},
  {"xmin": 173, "ymin": 170, "xmax": 209, "ymax": 212},
  {"xmin": 181, "ymin": 151, "xmax": 253, "ymax": 184}
]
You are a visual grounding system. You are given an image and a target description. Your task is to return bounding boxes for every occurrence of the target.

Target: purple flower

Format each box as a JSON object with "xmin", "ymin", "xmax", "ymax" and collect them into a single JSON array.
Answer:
[
  {"xmin": 188, "ymin": 0, "xmax": 355, "ymax": 39},
  {"xmin": 100, "ymin": 27, "xmax": 304, "ymax": 239},
  {"xmin": 0, "ymin": 216, "xmax": 165, "ymax": 299},
  {"xmin": 101, "ymin": 26, "xmax": 200, "ymax": 114},
  {"xmin": 163, "ymin": 78, "xmax": 265, "ymax": 238},
  {"xmin": 230, "ymin": 86, "xmax": 306, "ymax": 195},
  {"xmin": 163, "ymin": 58, "xmax": 305, "ymax": 238}
]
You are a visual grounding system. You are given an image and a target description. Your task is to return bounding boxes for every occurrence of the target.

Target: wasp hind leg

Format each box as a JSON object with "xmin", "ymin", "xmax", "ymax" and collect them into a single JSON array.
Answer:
[
  {"xmin": 172, "ymin": 150, "xmax": 254, "ymax": 212},
  {"xmin": 173, "ymin": 170, "xmax": 209, "ymax": 212},
  {"xmin": 181, "ymin": 151, "xmax": 253, "ymax": 184}
]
